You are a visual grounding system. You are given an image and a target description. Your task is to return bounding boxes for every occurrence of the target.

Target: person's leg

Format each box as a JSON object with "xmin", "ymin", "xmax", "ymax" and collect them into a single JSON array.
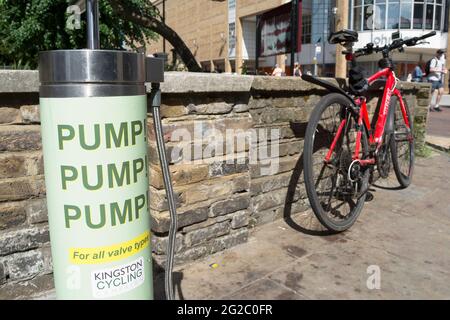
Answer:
[
  {"xmin": 430, "ymin": 82, "xmax": 438, "ymax": 111},
  {"xmin": 435, "ymin": 83, "xmax": 444, "ymax": 111},
  {"xmin": 439, "ymin": 86, "xmax": 444, "ymax": 101}
]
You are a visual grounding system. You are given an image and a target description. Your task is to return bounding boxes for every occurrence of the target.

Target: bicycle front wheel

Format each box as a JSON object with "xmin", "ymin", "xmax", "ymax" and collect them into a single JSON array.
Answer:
[{"xmin": 303, "ymin": 93, "xmax": 370, "ymax": 232}]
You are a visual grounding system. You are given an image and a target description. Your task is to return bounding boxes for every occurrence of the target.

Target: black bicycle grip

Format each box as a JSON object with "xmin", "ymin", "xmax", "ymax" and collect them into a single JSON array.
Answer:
[
  {"xmin": 404, "ymin": 31, "xmax": 436, "ymax": 47},
  {"xmin": 419, "ymin": 31, "xmax": 436, "ymax": 40}
]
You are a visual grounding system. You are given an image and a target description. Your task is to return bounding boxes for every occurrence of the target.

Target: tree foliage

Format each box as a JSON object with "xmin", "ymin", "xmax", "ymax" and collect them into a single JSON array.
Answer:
[
  {"xmin": 0, "ymin": 0, "xmax": 158, "ymax": 69},
  {"xmin": 109, "ymin": 0, "xmax": 202, "ymax": 72}
]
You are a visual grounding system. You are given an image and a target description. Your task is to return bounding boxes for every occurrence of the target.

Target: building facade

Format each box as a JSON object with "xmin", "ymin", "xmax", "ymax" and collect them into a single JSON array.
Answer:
[
  {"xmin": 148, "ymin": 0, "xmax": 338, "ymax": 75},
  {"xmin": 351, "ymin": 0, "xmax": 449, "ymax": 78},
  {"xmin": 149, "ymin": 0, "xmax": 449, "ymax": 78}
]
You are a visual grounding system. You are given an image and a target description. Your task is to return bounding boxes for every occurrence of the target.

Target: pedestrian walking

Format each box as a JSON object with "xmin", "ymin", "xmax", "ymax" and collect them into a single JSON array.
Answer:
[
  {"xmin": 427, "ymin": 49, "xmax": 447, "ymax": 112},
  {"xmin": 293, "ymin": 62, "xmax": 302, "ymax": 77},
  {"xmin": 412, "ymin": 64, "xmax": 423, "ymax": 82},
  {"xmin": 406, "ymin": 73, "xmax": 412, "ymax": 82},
  {"xmin": 271, "ymin": 64, "xmax": 283, "ymax": 77}
]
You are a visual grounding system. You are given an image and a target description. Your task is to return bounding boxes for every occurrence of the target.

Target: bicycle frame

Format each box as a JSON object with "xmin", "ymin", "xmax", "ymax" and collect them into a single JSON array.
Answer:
[{"xmin": 324, "ymin": 67, "xmax": 411, "ymax": 166}]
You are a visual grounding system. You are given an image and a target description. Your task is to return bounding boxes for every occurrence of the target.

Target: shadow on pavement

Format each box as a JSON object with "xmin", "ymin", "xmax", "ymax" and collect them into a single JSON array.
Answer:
[
  {"xmin": 283, "ymin": 121, "xmax": 336, "ymax": 236},
  {"xmin": 152, "ymin": 258, "xmax": 185, "ymax": 300}
]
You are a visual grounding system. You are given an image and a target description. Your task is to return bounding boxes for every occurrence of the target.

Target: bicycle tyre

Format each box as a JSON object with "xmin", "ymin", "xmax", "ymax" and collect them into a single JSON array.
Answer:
[
  {"xmin": 303, "ymin": 93, "xmax": 370, "ymax": 232},
  {"xmin": 390, "ymin": 96, "xmax": 414, "ymax": 188}
]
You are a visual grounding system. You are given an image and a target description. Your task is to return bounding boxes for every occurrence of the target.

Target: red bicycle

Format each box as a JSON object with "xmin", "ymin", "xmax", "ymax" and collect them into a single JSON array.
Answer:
[{"xmin": 302, "ymin": 29, "xmax": 436, "ymax": 232}]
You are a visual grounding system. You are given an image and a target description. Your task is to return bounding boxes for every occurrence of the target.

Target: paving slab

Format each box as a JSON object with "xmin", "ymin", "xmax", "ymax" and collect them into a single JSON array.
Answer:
[
  {"xmin": 224, "ymin": 278, "xmax": 308, "ymax": 300},
  {"xmin": 426, "ymin": 101, "xmax": 450, "ymax": 152},
  {"xmin": 426, "ymin": 135, "xmax": 450, "ymax": 152},
  {"xmin": 30, "ymin": 153, "xmax": 450, "ymax": 300},
  {"xmin": 268, "ymin": 240, "xmax": 450, "ymax": 300},
  {"xmin": 175, "ymin": 152, "xmax": 450, "ymax": 300}
]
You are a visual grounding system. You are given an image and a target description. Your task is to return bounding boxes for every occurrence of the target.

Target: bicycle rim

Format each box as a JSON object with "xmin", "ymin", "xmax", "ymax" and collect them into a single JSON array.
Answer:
[{"xmin": 304, "ymin": 94, "xmax": 369, "ymax": 232}]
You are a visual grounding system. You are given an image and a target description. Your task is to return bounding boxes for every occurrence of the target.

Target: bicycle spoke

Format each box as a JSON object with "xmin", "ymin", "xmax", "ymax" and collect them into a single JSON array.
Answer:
[
  {"xmin": 391, "ymin": 101, "xmax": 414, "ymax": 184},
  {"xmin": 314, "ymin": 165, "xmax": 327, "ymax": 189},
  {"xmin": 309, "ymin": 103, "xmax": 367, "ymax": 225},
  {"xmin": 324, "ymin": 173, "xmax": 338, "ymax": 212}
]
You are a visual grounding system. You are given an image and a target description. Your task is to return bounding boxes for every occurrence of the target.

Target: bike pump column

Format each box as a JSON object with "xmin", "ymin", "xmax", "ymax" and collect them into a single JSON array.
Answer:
[{"xmin": 38, "ymin": 0, "xmax": 153, "ymax": 299}]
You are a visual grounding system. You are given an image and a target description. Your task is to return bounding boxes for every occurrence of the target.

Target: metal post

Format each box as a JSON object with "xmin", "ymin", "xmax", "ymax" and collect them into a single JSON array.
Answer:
[
  {"xmin": 255, "ymin": 15, "xmax": 261, "ymax": 75},
  {"xmin": 314, "ymin": 56, "xmax": 318, "ymax": 76},
  {"xmin": 335, "ymin": 0, "xmax": 349, "ymax": 78},
  {"xmin": 86, "ymin": 0, "xmax": 100, "ymax": 49},
  {"xmin": 445, "ymin": 1, "xmax": 450, "ymax": 93},
  {"xmin": 322, "ymin": 2, "xmax": 327, "ymax": 76},
  {"xmin": 322, "ymin": 33, "xmax": 325, "ymax": 76},
  {"xmin": 163, "ymin": 0, "xmax": 166, "ymax": 53},
  {"xmin": 290, "ymin": 0, "xmax": 298, "ymax": 76}
]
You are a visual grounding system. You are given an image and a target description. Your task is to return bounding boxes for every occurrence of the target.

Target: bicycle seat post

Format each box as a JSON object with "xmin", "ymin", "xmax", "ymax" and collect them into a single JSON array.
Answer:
[{"xmin": 343, "ymin": 43, "xmax": 356, "ymax": 73}]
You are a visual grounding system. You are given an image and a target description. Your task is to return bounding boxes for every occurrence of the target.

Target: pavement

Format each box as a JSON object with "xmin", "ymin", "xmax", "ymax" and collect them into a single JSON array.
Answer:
[
  {"xmin": 161, "ymin": 152, "xmax": 450, "ymax": 300},
  {"xmin": 27, "ymin": 93, "xmax": 450, "ymax": 300},
  {"xmin": 26, "ymin": 95, "xmax": 450, "ymax": 301},
  {"xmin": 30, "ymin": 151, "xmax": 450, "ymax": 300},
  {"xmin": 426, "ymin": 95, "xmax": 450, "ymax": 152}
]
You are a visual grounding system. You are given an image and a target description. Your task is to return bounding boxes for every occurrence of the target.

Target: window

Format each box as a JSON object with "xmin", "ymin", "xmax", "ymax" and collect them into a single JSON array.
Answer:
[
  {"xmin": 353, "ymin": 0, "xmax": 363, "ymax": 30},
  {"xmin": 400, "ymin": 0, "xmax": 413, "ymax": 29},
  {"xmin": 364, "ymin": 3, "xmax": 374, "ymax": 30},
  {"xmin": 375, "ymin": 2, "xmax": 387, "ymax": 29},
  {"xmin": 351, "ymin": 0, "xmax": 445, "ymax": 31},
  {"xmin": 387, "ymin": 1, "xmax": 400, "ymax": 29},
  {"xmin": 413, "ymin": 1, "xmax": 424, "ymax": 29},
  {"xmin": 425, "ymin": 1, "xmax": 434, "ymax": 29},
  {"xmin": 434, "ymin": 3, "xmax": 442, "ymax": 30},
  {"xmin": 353, "ymin": 6, "xmax": 363, "ymax": 30},
  {"xmin": 302, "ymin": 14, "xmax": 312, "ymax": 44},
  {"xmin": 435, "ymin": 0, "xmax": 444, "ymax": 31}
]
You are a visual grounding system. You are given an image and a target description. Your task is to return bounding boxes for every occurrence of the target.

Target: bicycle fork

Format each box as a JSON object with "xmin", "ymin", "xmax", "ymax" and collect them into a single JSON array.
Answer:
[{"xmin": 323, "ymin": 102, "xmax": 375, "ymax": 167}]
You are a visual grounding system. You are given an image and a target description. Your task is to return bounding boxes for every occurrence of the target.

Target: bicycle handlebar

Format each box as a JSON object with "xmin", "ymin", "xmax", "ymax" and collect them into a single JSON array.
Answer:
[
  {"xmin": 352, "ymin": 31, "xmax": 436, "ymax": 58},
  {"xmin": 403, "ymin": 30, "xmax": 436, "ymax": 46}
]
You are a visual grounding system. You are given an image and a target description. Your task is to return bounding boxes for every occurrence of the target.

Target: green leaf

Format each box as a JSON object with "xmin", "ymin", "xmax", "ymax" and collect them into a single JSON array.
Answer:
[{"xmin": 0, "ymin": 0, "xmax": 158, "ymax": 69}]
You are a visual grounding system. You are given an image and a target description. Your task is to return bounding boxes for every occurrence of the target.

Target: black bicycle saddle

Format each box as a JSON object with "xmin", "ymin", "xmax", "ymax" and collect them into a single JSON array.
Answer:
[{"xmin": 328, "ymin": 29, "xmax": 358, "ymax": 45}]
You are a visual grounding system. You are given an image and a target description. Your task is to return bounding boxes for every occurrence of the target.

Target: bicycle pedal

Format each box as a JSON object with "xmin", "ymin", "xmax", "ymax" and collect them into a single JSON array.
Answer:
[{"xmin": 365, "ymin": 192, "xmax": 374, "ymax": 202}]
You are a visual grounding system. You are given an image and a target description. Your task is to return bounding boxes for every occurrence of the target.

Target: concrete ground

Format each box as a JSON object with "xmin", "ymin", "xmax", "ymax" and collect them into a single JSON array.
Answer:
[
  {"xmin": 31, "ymin": 152, "xmax": 450, "ymax": 300},
  {"xmin": 426, "ymin": 95, "xmax": 450, "ymax": 152},
  {"xmin": 168, "ymin": 152, "xmax": 450, "ymax": 300},
  {"xmin": 27, "ymin": 94, "xmax": 450, "ymax": 301}
]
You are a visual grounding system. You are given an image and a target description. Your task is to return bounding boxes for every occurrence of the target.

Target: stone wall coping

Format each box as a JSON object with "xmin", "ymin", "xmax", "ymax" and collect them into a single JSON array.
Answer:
[
  {"xmin": 0, "ymin": 70, "xmax": 40, "ymax": 93},
  {"xmin": 154, "ymin": 72, "xmax": 255, "ymax": 93},
  {"xmin": 0, "ymin": 70, "xmax": 430, "ymax": 94}
]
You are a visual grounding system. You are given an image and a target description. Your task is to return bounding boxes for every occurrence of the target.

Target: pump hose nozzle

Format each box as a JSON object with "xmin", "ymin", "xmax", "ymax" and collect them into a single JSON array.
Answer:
[{"xmin": 151, "ymin": 83, "xmax": 178, "ymax": 300}]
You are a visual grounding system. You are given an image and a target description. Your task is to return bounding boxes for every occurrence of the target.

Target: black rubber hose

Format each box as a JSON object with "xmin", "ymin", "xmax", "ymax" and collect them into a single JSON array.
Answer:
[{"xmin": 151, "ymin": 84, "xmax": 178, "ymax": 300}]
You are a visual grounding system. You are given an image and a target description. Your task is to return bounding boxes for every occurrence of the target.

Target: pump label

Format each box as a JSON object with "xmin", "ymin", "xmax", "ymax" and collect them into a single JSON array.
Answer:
[
  {"xmin": 91, "ymin": 256, "xmax": 145, "ymax": 298},
  {"xmin": 69, "ymin": 230, "xmax": 150, "ymax": 265},
  {"xmin": 40, "ymin": 95, "xmax": 153, "ymax": 299}
]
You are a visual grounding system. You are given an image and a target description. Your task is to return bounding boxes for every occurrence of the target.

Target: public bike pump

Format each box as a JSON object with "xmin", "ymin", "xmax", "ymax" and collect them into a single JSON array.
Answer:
[{"xmin": 38, "ymin": 0, "xmax": 178, "ymax": 299}]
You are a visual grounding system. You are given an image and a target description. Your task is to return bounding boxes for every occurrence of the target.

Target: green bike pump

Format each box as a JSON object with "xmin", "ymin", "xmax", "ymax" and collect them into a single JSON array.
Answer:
[{"xmin": 38, "ymin": 0, "xmax": 177, "ymax": 300}]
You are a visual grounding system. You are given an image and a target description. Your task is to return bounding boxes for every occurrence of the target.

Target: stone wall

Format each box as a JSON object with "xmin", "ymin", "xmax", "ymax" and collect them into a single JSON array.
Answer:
[{"xmin": 0, "ymin": 71, "xmax": 431, "ymax": 298}]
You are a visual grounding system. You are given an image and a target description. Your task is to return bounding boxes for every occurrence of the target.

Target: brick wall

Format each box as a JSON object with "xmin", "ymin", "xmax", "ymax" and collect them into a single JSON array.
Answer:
[{"xmin": 0, "ymin": 71, "xmax": 431, "ymax": 298}]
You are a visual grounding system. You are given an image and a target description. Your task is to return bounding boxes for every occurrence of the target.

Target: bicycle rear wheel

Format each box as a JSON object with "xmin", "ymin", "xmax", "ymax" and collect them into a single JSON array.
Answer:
[
  {"xmin": 303, "ymin": 93, "xmax": 370, "ymax": 232},
  {"xmin": 390, "ymin": 96, "xmax": 414, "ymax": 188}
]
